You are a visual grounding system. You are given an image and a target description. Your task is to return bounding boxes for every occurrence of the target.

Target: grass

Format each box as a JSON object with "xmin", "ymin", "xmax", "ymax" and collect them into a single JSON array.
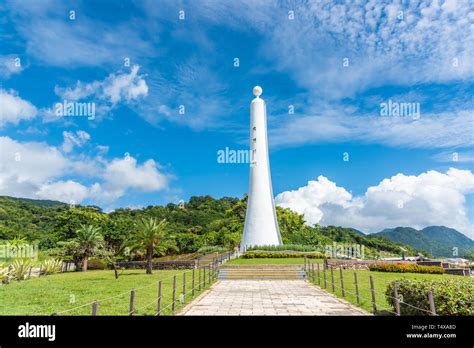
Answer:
[
  {"xmin": 305, "ymin": 267, "xmax": 468, "ymax": 315},
  {"xmin": 0, "ymin": 268, "xmax": 216, "ymax": 316},
  {"xmin": 226, "ymin": 257, "xmax": 324, "ymax": 265}
]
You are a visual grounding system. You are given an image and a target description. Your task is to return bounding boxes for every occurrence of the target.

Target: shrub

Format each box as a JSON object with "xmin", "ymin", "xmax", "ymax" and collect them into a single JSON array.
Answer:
[
  {"xmin": 87, "ymin": 257, "xmax": 108, "ymax": 270},
  {"xmin": 10, "ymin": 259, "xmax": 33, "ymax": 281},
  {"xmin": 40, "ymin": 258, "xmax": 63, "ymax": 275},
  {"xmin": 0, "ymin": 264, "xmax": 11, "ymax": 284},
  {"xmin": 197, "ymin": 246, "xmax": 229, "ymax": 255},
  {"xmin": 243, "ymin": 251, "xmax": 325, "ymax": 259},
  {"xmin": 247, "ymin": 244, "xmax": 322, "ymax": 252},
  {"xmin": 386, "ymin": 278, "xmax": 474, "ymax": 315},
  {"xmin": 369, "ymin": 263, "xmax": 444, "ymax": 274}
]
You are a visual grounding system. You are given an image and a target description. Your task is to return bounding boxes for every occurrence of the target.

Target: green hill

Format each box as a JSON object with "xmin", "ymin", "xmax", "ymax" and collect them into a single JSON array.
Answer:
[
  {"xmin": 370, "ymin": 226, "xmax": 474, "ymax": 257},
  {"xmin": 0, "ymin": 195, "xmax": 417, "ymax": 258}
]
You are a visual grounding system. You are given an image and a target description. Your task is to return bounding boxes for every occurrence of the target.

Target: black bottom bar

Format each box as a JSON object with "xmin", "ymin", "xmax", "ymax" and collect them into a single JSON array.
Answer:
[{"xmin": 0, "ymin": 316, "xmax": 472, "ymax": 347}]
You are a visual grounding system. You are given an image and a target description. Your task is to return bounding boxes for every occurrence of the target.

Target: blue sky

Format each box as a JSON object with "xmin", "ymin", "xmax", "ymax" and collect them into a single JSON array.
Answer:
[{"xmin": 0, "ymin": 0, "xmax": 473, "ymax": 237}]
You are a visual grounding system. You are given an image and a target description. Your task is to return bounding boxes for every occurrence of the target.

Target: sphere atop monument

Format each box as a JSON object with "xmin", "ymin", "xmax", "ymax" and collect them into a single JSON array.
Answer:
[{"xmin": 253, "ymin": 86, "xmax": 262, "ymax": 98}]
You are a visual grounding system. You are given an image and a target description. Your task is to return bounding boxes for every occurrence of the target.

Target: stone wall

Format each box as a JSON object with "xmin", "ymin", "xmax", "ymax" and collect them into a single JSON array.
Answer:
[{"xmin": 116, "ymin": 260, "xmax": 196, "ymax": 270}]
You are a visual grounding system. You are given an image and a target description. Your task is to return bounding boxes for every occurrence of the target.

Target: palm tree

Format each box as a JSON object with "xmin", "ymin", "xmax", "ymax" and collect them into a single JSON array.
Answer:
[
  {"xmin": 75, "ymin": 225, "xmax": 103, "ymax": 272},
  {"xmin": 132, "ymin": 218, "xmax": 170, "ymax": 274}
]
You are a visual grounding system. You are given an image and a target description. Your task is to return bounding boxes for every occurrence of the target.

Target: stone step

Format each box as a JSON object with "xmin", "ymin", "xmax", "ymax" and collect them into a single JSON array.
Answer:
[
  {"xmin": 220, "ymin": 264, "xmax": 303, "ymax": 269},
  {"xmin": 219, "ymin": 275, "xmax": 305, "ymax": 280},
  {"xmin": 218, "ymin": 266, "xmax": 306, "ymax": 280}
]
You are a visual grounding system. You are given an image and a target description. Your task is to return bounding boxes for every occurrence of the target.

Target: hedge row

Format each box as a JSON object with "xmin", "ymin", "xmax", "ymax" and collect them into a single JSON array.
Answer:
[
  {"xmin": 87, "ymin": 257, "xmax": 108, "ymax": 270},
  {"xmin": 369, "ymin": 263, "xmax": 444, "ymax": 274},
  {"xmin": 247, "ymin": 244, "xmax": 321, "ymax": 252},
  {"xmin": 386, "ymin": 278, "xmax": 474, "ymax": 315},
  {"xmin": 243, "ymin": 251, "xmax": 325, "ymax": 259}
]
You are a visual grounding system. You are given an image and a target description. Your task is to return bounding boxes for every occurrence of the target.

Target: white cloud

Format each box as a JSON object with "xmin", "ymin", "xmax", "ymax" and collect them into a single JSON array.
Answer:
[
  {"xmin": 267, "ymin": 0, "xmax": 474, "ymax": 98},
  {"xmin": 269, "ymin": 109, "xmax": 474, "ymax": 149},
  {"xmin": 0, "ymin": 55, "xmax": 24, "ymax": 78},
  {"xmin": 53, "ymin": 65, "xmax": 148, "ymax": 120},
  {"xmin": 135, "ymin": 58, "xmax": 231, "ymax": 130},
  {"xmin": 164, "ymin": 0, "xmax": 473, "ymax": 98},
  {"xmin": 4, "ymin": 0, "xmax": 155, "ymax": 68},
  {"xmin": 96, "ymin": 145, "xmax": 109, "ymax": 154},
  {"xmin": 35, "ymin": 180, "xmax": 89, "ymax": 204},
  {"xmin": 55, "ymin": 65, "xmax": 148, "ymax": 105},
  {"xmin": 61, "ymin": 130, "xmax": 90, "ymax": 153},
  {"xmin": 102, "ymin": 65, "xmax": 148, "ymax": 104},
  {"xmin": 275, "ymin": 168, "xmax": 474, "ymax": 238},
  {"xmin": 0, "ymin": 89, "xmax": 37, "ymax": 127},
  {"xmin": 90, "ymin": 157, "xmax": 169, "ymax": 202},
  {"xmin": 432, "ymin": 150, "xmax": 474, "ymax": 163},
  {"xmin": 0, "ymin": 136, "xmax": 170, "ymax": 204},
  {"xmin": 0, "ymin": 136, "xmax": 68, "ymax": 189}
]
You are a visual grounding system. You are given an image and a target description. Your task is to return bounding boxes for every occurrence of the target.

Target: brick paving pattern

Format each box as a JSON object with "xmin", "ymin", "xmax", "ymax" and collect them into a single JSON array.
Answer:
[{"xmin": 180, "ymin": 280, "xmax": 368, "ymax": 316}]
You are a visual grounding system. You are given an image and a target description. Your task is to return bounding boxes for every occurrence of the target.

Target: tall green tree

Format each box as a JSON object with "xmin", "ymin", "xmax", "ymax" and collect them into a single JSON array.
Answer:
[
  {"xmin": 75, "ymin": 225, "xmax": 104, "ymax": 271},
  {"xmin": 132, "ymin": 218, "xmax": 173, "ymax": 274}
]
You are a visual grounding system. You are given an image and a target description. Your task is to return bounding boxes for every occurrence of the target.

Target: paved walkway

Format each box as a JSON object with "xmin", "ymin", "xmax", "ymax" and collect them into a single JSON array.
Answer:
[{"xmin": 180, "ymin": 280, "xmax": 368, "ymax": 316}]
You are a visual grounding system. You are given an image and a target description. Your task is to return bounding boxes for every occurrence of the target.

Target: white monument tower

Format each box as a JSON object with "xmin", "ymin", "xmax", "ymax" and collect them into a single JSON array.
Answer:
[{"xmin": 240, "ymin": 86, "xmax": 282, "ymax": 252}]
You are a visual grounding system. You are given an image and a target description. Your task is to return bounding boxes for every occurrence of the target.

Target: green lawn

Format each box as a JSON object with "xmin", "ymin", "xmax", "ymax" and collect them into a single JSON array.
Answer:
[
  {"xmin": 305, "ymin": 267, "xmax": 467, "ymax": 315},
  {"xmin": 0, "ymin": 268, "xmax": 216, "ymax": 316},
  {"xmin": 226, "ymin": 257, "xmax": 324, "ymax": 265}
]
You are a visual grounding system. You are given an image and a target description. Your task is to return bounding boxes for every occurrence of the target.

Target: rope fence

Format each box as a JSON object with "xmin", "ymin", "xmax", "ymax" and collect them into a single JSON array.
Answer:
[
  {"xmin": 40, "ymin": 250, "xmax": 236, "ymax": 316},
  {"xmin": 304, "ymin": 258, "xmax": 440, "ymax": 316}
]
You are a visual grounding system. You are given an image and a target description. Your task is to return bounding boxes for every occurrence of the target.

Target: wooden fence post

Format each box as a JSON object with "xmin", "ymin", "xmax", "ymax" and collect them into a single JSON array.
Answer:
[
  {"xmin": 428, "ymin": 291, "xmax": 436, "ymax": 316},
  {"xmin": 157, "ymin": 280, "xmax": 162, "ymax": 316},
  {"xmin": 172, "ymin": 275, "xmax": 177, "ymax": 313},
  {"xmin": 310, "ymin": 262, "xmax": 314, "ymax": 282},
  {"xmin": 369, "ymin": 275, "xmax": 377, "ymax": 314},
  {"xmin": 304, "ymin": 256, "xmax": 307, "ymax": 272},
  {"xmin": 199, "ymin": 267, "xmax": 202, "ymax": 290},
  {"xmin": 339, "ymin": 268, "xmax": 344, "ymax": 297},
  {"xmin": 192, "ymin": 268, "xmax": 195, "ymax": 297},
  {"xmin": 316, "ymin": 263, "xmax": 321, "ymax": 285},
  {"xmin": 393, "ymin": 281, "xmax": 400, "ymax": 316},
  {"xmin": 208, "ymin": 265, "xmax": 211, "ymax": 284},
  {"xmin": 91, "ymin": 301, "xmax": 99, "ymax": 316},
  {"xmin": 354, "ymin": 272, "xmax": 360, "ymax": 305},
  {"xmin": 330, "ymin": 267, "xmax": 335, "ymax": 292},
  {"xmin": 203, "ymin": 267, "xmax": 206, "ymax": 288},
  {"xmin": 323, "ymin": 268, "xmax": 327, "ymax": 288},
  {"xmin": 129, "ymin": 288, "xmax": 136, "ymax": 316},
  {"xmin": 183, "ymin": 272, "xmax": 186, "ymax": 303}
]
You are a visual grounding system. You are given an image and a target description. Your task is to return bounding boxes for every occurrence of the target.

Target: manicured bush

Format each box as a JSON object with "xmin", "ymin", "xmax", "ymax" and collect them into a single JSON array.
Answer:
[
  {"xmin": 247, "ymin": 244, "xmax": 322, "ymax": 252},
  {"xmin": 369, "ymin": 263, "xmax": 444, "ymax": 274},
  {"xmin": 386, "ymin": 278, "xmax": 474, "ymax": 315},
  {"xmin": 243, "ymin": 251, "xmax": 325, "ymax": 259},
  {"xmin": 87, "ymin": 257, "xmax": 108, "ymax": 270}
]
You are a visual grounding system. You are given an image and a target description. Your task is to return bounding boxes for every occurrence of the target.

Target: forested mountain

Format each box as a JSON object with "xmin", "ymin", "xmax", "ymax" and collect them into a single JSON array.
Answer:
[
  {"xmin": 0, "ymin": 195, "xmax": 417, "ymax": 257},
  {"xmin": 371, "ymin": 226, "xmax": 474, "ymax": 257}
]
